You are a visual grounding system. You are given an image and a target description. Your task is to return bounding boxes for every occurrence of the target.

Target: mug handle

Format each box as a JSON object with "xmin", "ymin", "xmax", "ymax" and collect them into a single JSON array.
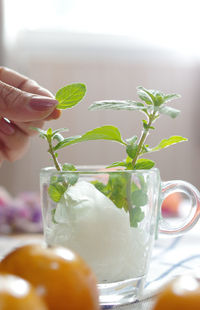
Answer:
[{"xmin": 159, "ymin": 180, "xmax": 200, "ymax": 236}]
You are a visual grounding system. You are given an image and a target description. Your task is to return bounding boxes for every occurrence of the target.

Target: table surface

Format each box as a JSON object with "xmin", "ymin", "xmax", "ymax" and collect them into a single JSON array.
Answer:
[{"xmin": 0, "ymin": 224, "xmax": 200, "ymax": 310}]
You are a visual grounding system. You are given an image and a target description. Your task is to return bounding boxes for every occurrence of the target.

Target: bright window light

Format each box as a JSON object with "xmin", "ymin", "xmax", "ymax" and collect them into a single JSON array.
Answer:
[{"xmin": 3, "ymin": 0, "xmax": 200, "ymax": 57}]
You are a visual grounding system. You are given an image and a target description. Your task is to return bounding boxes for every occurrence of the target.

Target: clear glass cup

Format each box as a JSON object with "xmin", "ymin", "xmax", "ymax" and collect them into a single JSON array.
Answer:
[{"xmin": 40, "ymin": 166, "xmax": 200, "ymax": 306}]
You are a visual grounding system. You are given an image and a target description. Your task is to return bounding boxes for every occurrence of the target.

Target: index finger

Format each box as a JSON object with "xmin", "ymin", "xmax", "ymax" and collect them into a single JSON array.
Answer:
[
  {"xmin": 0, "ymin": 66, "xmax": 53, "ymax": 98},
  {"xmin": 0, "ymin": 66, "xmax": 61, "ymax": 121}
]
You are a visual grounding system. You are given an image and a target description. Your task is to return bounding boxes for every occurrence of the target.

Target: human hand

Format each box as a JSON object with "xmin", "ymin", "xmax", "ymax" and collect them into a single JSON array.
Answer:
[{"xmin": 0, "ymin": 67, "xmax": 61, "ymax": 165}]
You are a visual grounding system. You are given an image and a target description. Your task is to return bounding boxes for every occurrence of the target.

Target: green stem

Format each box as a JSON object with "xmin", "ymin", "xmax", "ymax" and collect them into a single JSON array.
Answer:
[
  {"xmin": 126, "ymin": 172, "xmax": 134, "ymax": 227},
  {"xmin": 132, "ymin": 112, "xmax": 156, "ymax": 167},
  {"xmin": 47, "ymin": 137, "xmax": 61, "ymax": 171}
]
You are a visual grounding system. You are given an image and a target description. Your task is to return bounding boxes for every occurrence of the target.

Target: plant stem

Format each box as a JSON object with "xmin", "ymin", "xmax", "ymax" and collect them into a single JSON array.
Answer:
[
  {"xmin": 47, "ymin": 137, "xmax": 61, "ymax": 171},
  {"xmin": 126, "ymin": 172, "xmax": 134, "ymax": 227},
  {"xmin": 132, "ymin": 112, "xmax": 156, "ymax": 167}
]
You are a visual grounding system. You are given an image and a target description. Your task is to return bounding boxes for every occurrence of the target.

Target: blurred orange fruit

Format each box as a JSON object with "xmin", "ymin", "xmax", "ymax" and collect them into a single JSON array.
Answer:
[
  {"xmin": 153, "ymin": 275, "xmax": 200, "ymax": 310},
  {"xmin": 162, "ymin": 193, "xmax": 181, "ymax": 217},
  {"xmin": 0, "ymin": 272, "xmax": 47, "ymax": 310},
  {"xmin": 0, "ymin": 244, "xmax": 99, "ymax": 310}
]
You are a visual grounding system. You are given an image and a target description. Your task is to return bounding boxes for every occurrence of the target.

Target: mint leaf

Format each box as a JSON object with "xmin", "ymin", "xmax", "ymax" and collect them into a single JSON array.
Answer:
[
  {"xmin": 48, "ymin": 183, "xmax": 67, "ymax": 202},
  {"xmin": 134, "ymin": 158, "xmax": 155, "ymax": 170},
  {"xmin": 142, "ymin": 119, "xmax": 149, "ymax": 130},
  {"xmin": 89, "ymin": 100, "xmax": 146, "ymax": 111},
  {"xmin": 92, "ymin": 173, "xmax": 130, "ymax": 212},
  {"xmin": 106, "ymin": 161, "xmax": 128, "ymax": 168},
  {"xmin": 129, "ymin": 207, "xmax": 145, "ymax": 227},
  {"xmin": 137, "ymin": 87, "xmax": 180, "ymax": 107},
  {"xmin": 53, "ymin": 133, "xmax": 65, "ymax": 143},
  {"xmin": 52, "ymin": 128, "xmax": 69, "ymax": 136},
  {"xmin": 137, "ymin": 88, "xmax": 153, "ymax": 105},
  {"xmin": 31, "ymin": 127, "xmax": 47, "ymax": 139},
  {"xmin": 47, "ymin": 128, "xmax": 53, "ymax": 136},
  {"xmin": 137, "ymin": 87, "xmax": 156, "ymax": 104},
  {"xmin": 62, "ymin": 163, "xmax": 79, "ymax": 184},
  {"xmin": 126, "ymin": 136, "xmax": 138, "ymax": 145},
  {"xmin": 131, "ymin": 190, "xmax": 148, "ymax": 207},
  {"xmin": 54, "ymin": 126, "xmax": 126, "ymax": 150},
  {"xmin": 163, "ymin": 94, "xmax": 181, "ymax": 103},
  {"xmin": 125, "ymin": 136, "xmax": 138, "ymax": 160},
  {"xmin": 62, "ymin": 163, "xmax": 77, "ymax": 171},
  {"xmin": 150, "ymin": 136, "xmax": 188, "ymax": 152},
  {"xmin": 154, "ymin": 94, "xmax": 165, "ymax": 106},
  {"xmin": 159, "ymin": 106, "xmax": 180, "ymax": 118},
  {"xmin": 66, "ymin": 173, "xmax": 79, "ymax": 185},
  {"xmin": 126, "ymin": 144, "xmax": 138, "ymax": 159},
  {"xmin": 56, "ymin": 83, "xmax": 86, "ymax": 109}
]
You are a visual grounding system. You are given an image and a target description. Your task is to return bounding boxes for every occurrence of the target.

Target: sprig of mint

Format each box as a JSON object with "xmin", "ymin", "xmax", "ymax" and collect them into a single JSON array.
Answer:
[
  {"xmin": 33, "ymin": 83, "xmax": 86, "ymax": 203},
  {"xmin": 36, "ymin": 85, "xmax": 187, "ymax": 228},
  {"xmin": 54, "ymin": 86, "xmax": 187, "ymax": 170},
  {"xmin": 33, "ymin": 83, "xmax": 86, "ymax": 171}
]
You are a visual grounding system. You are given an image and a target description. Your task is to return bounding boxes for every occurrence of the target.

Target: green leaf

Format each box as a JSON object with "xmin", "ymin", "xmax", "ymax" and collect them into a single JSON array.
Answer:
[
  {"xmin": 52, "ymin": 128, "xmax": 69, "ymax": 136},
  {"xmin": 47, "ymin": 128, "xmax": 53, "ymax": 136},
  {"xmin": 62, "ymin": 163, "xmax": 77, "ymax": 171},
  {"xmin": 150, "ymin": 136, "xmax": 188, "ymax": 152},
  {"xmin": 126, "ymin": 136, "xmax": 137, "ymax": 145},
  {"xmin": 106, "ymin": 161, "xmax": 133, "ymax": 170},
  {"xmin": 159, "ymin": 106, "xmax": 180, "ymax": 118},
  {"xmin": 126, "ymin": 135, "xmax": 138, "ymax": 159},
  {"xmin": 137, "ymin": 87, "xmax": 156, "ymax": 104},
  {"xmin": 137, "ymin": 87, "xmax": 180, "ymax": 107},
  {"xmin": 66, "ymin": 173, "xmax": 79, "ymax": 185},
  {"xmin": 129, "ymin": 207, "xmax": 145, "ymax": 227},
  {"xmin": 125, "ymin": 155, "xmax": 133, "ymax": 164},
  {"xmin": 89, "ymin": 100, "xmax": 146, "ymax": 111},
  {"xmin": 92, "ymin": 180, "xmax": 107, "ymax": 193},
  {"xmin": 92, "ymin": 173, "xmax": 130, "ymax": 212},
  {"xmin": 126, "ymin": 144, "xmax": 138, "ymax": 159},
  {"xmin": 134, "ymin": 158, "xmax": 155, "ymax": 170},
  {"xmin": 30, "ymin": 127, "xmax": 47, "ymax": 138},
  {"xmin": 140, "ymin": 144, "xmax": 151, "ymax": 155},
  {"xmin": 53, "ymin": 133, "xmax": 65, "ymax": 143},
  {"xmin": 137, "ymin": 88, "xmax": 153, "ymax": 105},
  {"xmin": 163, "ymin": 94, "xmax": 181, "ymax": 103},
  {"xmin": 154, "ymin": 94, "xmax": 164, "ymax": 106},
  {"xmin": 106, "ymin": 161, "xmax": 128, "ymax": 168},
  {"xmin": 56, "ymin": 83, "xmax": 86, "ymax": 109},
  {"xmin": 142, "ymin": 119, "xmax": 149, "ymax": 130},
  {"xmin": 54, "ymin": 135, "xmax": 81, "ymax": 150},
  {"xmin": 131, "ymin": 190, "xmax": 148, "ymax": 207},
  {"xmin": 48, "ymin": 183, "xmax": 67, "ymax": 202},
  {"xmin": 54, "ymin": 126, "xmax": 126, "ymax": 150}
]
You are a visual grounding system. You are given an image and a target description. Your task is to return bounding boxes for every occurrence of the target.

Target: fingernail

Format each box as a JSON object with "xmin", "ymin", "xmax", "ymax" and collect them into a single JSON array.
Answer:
[
  {"xmin": 29, "ymin": 97, "xmax": 58, "ymax": 111},
  {"xmin": 0, "ymin": 118, "xmax": 15, "ymax": 135}
]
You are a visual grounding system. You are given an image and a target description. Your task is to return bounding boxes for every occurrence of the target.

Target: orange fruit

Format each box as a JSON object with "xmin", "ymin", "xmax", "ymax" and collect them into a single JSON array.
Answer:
[
  {"xmin": 0, "ymin": 244, "xmax": 99, "ymax": 310},
  {"xmin": 0, "ymin": 272, "xmax": 47, "ymax": 310},
  {"xmin": 153, "ymin": 275, "xmax": 200, "ymax": 310},
  {"xmin": 162, "ymin": 193, "xmax": 181, "ymax": 216}
]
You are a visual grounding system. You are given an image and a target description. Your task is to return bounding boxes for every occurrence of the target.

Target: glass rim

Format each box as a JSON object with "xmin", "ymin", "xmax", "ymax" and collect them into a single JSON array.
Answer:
[{"xmin": 40, "ymin": 165, "xmax": 159, "ymax": 176}]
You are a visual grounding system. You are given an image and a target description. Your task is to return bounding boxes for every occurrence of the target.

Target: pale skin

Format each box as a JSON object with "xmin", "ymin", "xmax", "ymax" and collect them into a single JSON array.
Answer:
[{"xmin": 0, "ymin": 67, "xmax": 61, "ymax": 166}]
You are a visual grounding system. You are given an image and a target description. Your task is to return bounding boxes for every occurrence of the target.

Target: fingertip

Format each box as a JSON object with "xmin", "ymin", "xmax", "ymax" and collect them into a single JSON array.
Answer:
[{"xmin": 45, "ymin": 109, "xmax": 62, "ymax": 121}]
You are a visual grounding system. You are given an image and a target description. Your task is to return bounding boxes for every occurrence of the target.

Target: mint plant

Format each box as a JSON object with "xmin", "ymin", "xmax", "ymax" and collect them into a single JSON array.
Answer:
[
  {"xmin": 33, "ymin": 83, "xmax": 86, "ymax": 204},
  {"xmin": 54, "ymin": 87, "xmax": 187, "ymax": 170},
  {"xmin": 34, "ymin": 83, "xmax": 86, "ymax": 170},
  {"xmin": 36, "ymin": 85, "xmax": 187, "ymax": 227}
]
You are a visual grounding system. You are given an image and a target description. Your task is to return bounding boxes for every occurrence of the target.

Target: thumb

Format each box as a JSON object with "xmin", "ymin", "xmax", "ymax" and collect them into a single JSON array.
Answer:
[{"xmin": 0, "ymin": 80, "xmax": 58, "ymax": 122}]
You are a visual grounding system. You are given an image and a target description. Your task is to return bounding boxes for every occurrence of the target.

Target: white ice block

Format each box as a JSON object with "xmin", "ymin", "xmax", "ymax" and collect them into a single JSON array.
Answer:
[{"xmin": 46, "ymin": 181, "xmax": 150, "ymax": 282}]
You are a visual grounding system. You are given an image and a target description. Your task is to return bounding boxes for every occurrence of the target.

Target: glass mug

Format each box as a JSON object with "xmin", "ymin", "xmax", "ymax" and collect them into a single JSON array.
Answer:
[{"xmin": 40, "ymin": 167, "xmax": 200, "ymax": 306}]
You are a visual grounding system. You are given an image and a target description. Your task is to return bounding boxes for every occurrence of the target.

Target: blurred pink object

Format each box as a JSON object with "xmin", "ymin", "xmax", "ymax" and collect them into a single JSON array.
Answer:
[{"xmin": 0, "ymin": 187, "xmax": 43, "ymax": 234}]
